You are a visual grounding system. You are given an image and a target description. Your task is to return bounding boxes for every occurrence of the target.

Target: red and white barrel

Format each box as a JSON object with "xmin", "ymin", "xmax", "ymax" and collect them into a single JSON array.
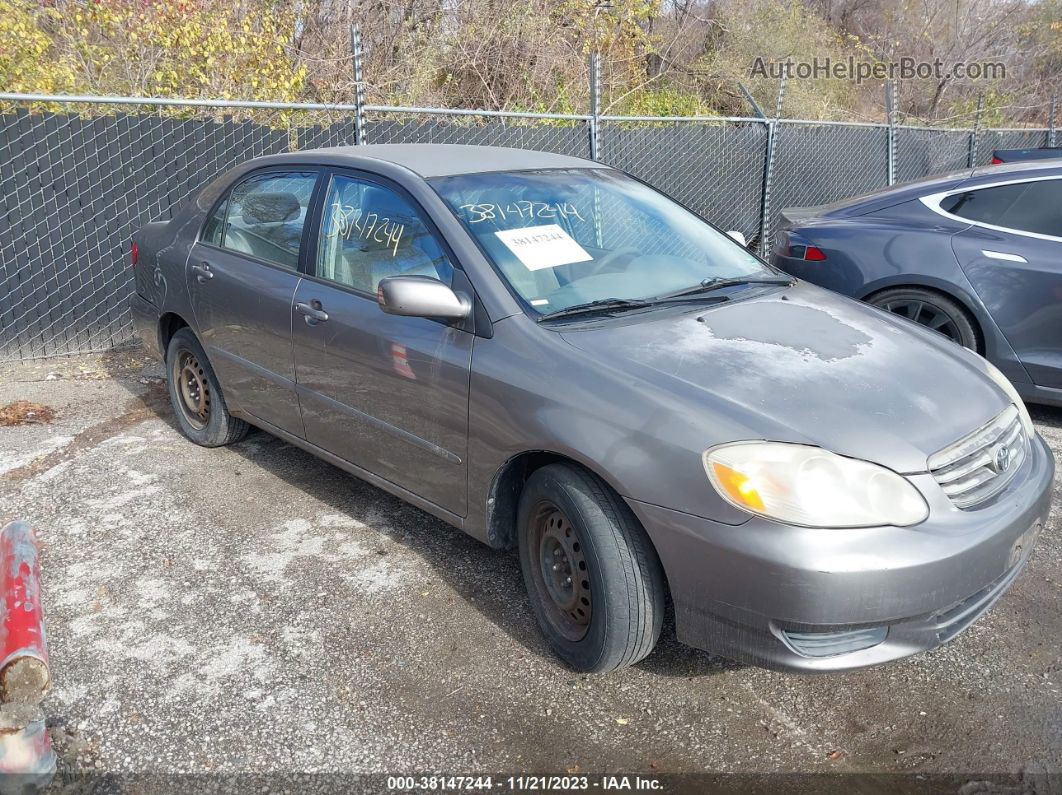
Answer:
[{"xmin": 0, "ymin": 521, "xmax": 48, "ymax": 704}]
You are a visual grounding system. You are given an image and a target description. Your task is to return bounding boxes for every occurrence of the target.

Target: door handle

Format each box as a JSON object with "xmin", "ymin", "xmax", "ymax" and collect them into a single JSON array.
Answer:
[
  {"xmin": 191, "ymin": 262, "xmax": 214, "ymax": 283},
  {"xmin": 981, "ymin": 250, "xmax": 1027, "ymax": 263},
  {"xmin": 295, "ymin": 301, "xmax": 329, "ymax": 324}
]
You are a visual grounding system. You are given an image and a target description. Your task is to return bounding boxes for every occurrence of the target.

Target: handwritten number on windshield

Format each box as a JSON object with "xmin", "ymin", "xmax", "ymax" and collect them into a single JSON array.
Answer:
[{"xmin": 460, "ymin": 201, "xmax": 586, "ymax": 225}]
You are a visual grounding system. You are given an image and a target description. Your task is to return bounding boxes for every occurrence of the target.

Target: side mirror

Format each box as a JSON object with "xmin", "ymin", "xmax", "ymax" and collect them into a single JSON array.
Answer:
[
  {"xmin": 727, "ymin": 230, "xmax": 748, "ymax": 247},
  {"xmin": 377, "ymin": 275, "xmax": 471, "ymax": 320}
]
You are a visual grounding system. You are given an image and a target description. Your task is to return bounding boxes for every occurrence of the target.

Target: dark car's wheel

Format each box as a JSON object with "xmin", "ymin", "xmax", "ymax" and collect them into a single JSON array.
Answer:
[
  {"xmin": 165, "ymin": 328, "xmax": 249, "ymax": 447},
  {"xmin": 868, "ymin": 288, "xmax": 982, "ymax": 351},
  {"xmin": 517, "ymin": 463, "xmax": 666, "ymax": 673}
]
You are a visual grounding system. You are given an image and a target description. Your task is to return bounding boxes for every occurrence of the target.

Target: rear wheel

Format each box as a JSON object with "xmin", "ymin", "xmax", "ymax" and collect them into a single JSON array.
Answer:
[
  {"xmin": 868, "ymin": 287, "xmax": 981, "ymax": 351},
  {"xmin": 165, "ymin": 328, "xmax": 249, "ymax": 447},
  {"xmin": 517, "ymin": 463, "xmax": 666, "ymax": 673}
]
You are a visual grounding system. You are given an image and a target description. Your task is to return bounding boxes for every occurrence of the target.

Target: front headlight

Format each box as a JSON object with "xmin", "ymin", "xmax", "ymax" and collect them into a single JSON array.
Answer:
[
  {"xmin": 976, "ymin": 357, "xmax": 1035, "ymax": 439},
  {"xmin": 703, "ymin": 442, "xmax": 929, "ymax": 528}
]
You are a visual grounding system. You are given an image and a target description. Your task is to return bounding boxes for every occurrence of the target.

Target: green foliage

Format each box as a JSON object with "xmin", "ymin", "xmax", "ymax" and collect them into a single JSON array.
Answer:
[
  {"xmin": 0, "ymin": 0, "xmax": 75, "ymax": 95},
  {"xmin": 0, "ymin": 0, "xmax": 1055, "ymax": 125},
  {"xmin": 1, "ymin": 0, "xmax": 305, "ymax": 112},
  {"xmin": 698, "ymin": 0, "xmax": 859, "ymax": 119},
  {"xmin": 618, "ymin": 88, "xmax": 714, "ymax": 117},
  {"xmin": 948, "ymin": 90, "xmax": 1023, "ymax": 129}
]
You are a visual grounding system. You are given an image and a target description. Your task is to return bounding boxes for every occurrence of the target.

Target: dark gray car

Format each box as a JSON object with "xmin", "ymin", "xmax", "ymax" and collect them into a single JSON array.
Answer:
[
  {"xmin": 130, "ymin": 145, "xmax": 1054, "ymax": 673},
  {"xmin": 774, "ymin": 161, "xmax": 1062, "ymax": 408}
]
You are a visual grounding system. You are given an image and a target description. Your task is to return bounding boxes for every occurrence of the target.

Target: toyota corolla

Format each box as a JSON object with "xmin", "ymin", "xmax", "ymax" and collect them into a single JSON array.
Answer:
[{"xmin": 130, "ymin": 144, "xmax": 1054, "ymax": 673}]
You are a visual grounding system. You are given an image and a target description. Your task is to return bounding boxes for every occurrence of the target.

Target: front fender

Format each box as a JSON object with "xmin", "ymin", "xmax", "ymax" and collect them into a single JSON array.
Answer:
[{"xmin": 463, "ymin": 317, "xmax": 752, "ymax": 545}]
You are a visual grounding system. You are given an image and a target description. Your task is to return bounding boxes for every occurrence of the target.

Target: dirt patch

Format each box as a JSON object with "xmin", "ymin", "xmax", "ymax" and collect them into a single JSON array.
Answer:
[
  {"xmin": 0, "ymin": 385, "xmax": 168, "ymax": 485},
  {"xmin": 0, "ymin": 401, "xmax": 55, "ymax": 427}
]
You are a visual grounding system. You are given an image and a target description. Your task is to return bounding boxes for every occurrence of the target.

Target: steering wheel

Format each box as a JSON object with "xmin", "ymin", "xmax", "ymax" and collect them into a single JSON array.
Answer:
[{"xmin": 584, "ymin": 246, "xmax": 640, "ymax": 278}]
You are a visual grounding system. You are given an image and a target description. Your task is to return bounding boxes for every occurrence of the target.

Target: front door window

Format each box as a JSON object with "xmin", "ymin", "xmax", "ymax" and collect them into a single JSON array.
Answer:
[{"xmin": 316, "ymin": 175, "xmax": 454, "ymax": 293}]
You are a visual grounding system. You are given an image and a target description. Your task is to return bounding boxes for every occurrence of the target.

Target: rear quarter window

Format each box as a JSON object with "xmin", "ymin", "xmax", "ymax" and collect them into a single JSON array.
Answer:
[{"xmin": 942, "ymin": 180, "xmax": 1062, "ymax": 237}]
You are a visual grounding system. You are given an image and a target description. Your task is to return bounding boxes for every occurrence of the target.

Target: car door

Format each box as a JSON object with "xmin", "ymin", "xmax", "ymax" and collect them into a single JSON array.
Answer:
[
  {"xmin": 188, "ymin": 169, "xmax": 320, "ymax": 437},
  {"xmin": 942, "ymin": 178, "xmax": 1062, "ymax": 388},
  {"xmin": 291, "ymin": 170, "xmax": 473, "ymax": 516}
]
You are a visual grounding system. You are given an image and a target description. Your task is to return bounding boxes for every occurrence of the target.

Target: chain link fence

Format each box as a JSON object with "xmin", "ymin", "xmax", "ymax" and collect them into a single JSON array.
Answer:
[
  {"xmin": 0, "ymin": 93, "xmax": 1053, "ymax": 361},
  {"xmin": 600, "ymin": 118, "xmax": 768, "ymax": 243},
  {"xmin": 767, "ymin": 121, "xmax": 890, "ymax": 246}
]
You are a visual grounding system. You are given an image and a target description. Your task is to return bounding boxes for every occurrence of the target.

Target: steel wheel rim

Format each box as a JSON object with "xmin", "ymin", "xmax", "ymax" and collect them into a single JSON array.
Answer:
[
  {"xmin": 174, "ymin": 350, "xmax": 210, "ymax": 429},
  {"xmin": 530, "ymin": 501, "xmax": 591, "ymax": 642},
  {"xmin": 880, "ymin": 299, "xmax": 961, "ymax": 343}
]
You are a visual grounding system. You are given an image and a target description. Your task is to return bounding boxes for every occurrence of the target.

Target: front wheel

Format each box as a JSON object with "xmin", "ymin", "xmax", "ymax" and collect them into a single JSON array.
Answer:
[
  {"xmin": 165, "ymin": 328, "xmax": 249, "ymax": 447},
  {"xmin": 517, "ymin": 464, "xmax": 666, "ymax": 673},
  {"xmin": 867, "ymin": 287, "xmax": 982, "ymax": 351}
]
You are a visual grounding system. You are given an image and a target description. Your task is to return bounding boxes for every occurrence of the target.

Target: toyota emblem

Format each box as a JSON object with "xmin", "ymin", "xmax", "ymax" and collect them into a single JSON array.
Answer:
[{"xmin": 993, "ymin": 444, "xmax": 1011, "ymax": 473}]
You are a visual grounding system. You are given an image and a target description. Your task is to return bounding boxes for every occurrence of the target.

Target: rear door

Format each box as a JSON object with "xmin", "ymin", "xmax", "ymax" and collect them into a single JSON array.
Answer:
[
  {"xmin": 938, "ymin": 177, "xmax": 1062, "ymax": 388},
  {"xmin": 291, "ymin": 170, "xmax": 473, "ymax": 516},
  {"xmin": 187, "ymin": 168, "xmax": 321, "ymax": 436}
]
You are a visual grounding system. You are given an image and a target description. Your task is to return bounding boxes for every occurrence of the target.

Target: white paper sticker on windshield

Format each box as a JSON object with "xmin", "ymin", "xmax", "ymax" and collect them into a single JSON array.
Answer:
[{"xmin": 494, "ymin": 224, "xmax": 592, "ymax": 271}]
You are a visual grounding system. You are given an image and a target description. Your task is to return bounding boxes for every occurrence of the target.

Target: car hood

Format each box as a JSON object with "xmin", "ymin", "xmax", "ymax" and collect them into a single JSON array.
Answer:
[{"xmin": 558, "ymin": 282, "xmax": 1008, "ymax": 474}]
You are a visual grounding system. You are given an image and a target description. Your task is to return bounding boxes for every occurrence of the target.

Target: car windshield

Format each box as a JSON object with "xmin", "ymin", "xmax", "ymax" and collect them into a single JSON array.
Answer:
[{"xmin": 429, "ymin": 168, "xmax": 776, "ymax": 316}]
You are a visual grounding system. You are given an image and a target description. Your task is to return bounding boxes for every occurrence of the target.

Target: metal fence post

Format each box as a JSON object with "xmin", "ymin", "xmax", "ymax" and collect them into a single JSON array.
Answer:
[
  {"xmin": 773, "ymin": 74, "xmax": 787, "ymax": 120},
  {"xmin": 350, "ymin": 23, "xmax": 366, "ymax": 146},
  {"xmin": 755, "ymin": 76, "xmax": 787, "ymax": 258},
  {"xmin": 1049, "ymin": 92, "xmax": 1058, "ymax": 148},
  {"xmin": 588, "ymin": 52, "xmax": 601, "ymax": 161},
  {"xmin": 738, "ymin": 83, "xmax": 767, "ymax": 120},
  {"xmin": 968, "ymin": 93, "xmax": 984, "ymax": 168},
  {"xmin": 758, "ymin": 119, "xmax": 777, "ymax": 258},
  {"xmin": 739, "ymin": 81, "xmax": 773, "ymax": 254},
  {"xmin": 885, "ymin": 80, "xmax": 897, "ymax": 186}
]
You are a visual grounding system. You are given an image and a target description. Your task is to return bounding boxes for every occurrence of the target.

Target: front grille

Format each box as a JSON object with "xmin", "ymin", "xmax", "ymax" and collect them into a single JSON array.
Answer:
[{"xmin": 929, "ymin": 405, "xmax": 1027, "ymax": 509}]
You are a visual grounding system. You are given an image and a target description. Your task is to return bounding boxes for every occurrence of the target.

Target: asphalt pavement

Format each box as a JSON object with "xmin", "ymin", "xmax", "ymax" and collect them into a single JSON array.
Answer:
[{"xmin": 0, "ymin": 346, "xmax": 1059, "ymax": 790}]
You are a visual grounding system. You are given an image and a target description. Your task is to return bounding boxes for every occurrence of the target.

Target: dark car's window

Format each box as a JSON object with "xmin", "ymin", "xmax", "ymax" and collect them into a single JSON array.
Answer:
[
  {"xmin": 429, "ymin": 168, "xmax": 770, "ymax": 315},
  {"xmin": 215, "ymin": 171, "xmax": 317, "ymax": 269},
  {"xmin": 202, "ymin": 200, "xmax": 226, "ymax": 246},
  {"xmin": 316, "ymin": 174, "xmax": 454, "ymax": 293},
  {"xmin": 942, "ymin": 180, "xmax": 1062, "ymax": 237}
]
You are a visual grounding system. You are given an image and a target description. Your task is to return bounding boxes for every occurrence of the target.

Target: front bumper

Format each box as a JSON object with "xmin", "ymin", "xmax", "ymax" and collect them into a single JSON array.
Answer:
[{"xmin": 628, "ymin": 434, "xmax": 1055, "ymax": 672}]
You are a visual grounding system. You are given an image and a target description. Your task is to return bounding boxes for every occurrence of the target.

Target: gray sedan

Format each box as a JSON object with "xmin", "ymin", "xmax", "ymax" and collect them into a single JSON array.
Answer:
[{"xmin": 130, "ymin": 145, "xmax": 1054, "ymax": 673}]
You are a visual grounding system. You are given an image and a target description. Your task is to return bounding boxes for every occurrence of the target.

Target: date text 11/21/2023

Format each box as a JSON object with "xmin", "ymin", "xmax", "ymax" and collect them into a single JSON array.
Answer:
[{"xmin": 385, "ymin": 775, "xmax": 664, "ymax": 791}]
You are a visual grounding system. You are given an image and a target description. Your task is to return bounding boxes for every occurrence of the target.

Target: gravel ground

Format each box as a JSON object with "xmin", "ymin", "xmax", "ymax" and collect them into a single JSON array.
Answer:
[{"xmin": 0, "ymin": 346, "xmax": 1059, "ymax": 790}]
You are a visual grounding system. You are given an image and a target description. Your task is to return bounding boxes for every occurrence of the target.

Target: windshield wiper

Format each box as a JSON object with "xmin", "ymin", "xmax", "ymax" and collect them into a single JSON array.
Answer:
[
  {"xmin": 537, "ymin": 297, "xmax": 654, "ymax": 321},
  {"xmin": 537, "ymin": 277, "xmax": 793, "ymax": 321},
  {"xmin": 651, "ymin": 276, "xmax": 794, "ymax": 302}
]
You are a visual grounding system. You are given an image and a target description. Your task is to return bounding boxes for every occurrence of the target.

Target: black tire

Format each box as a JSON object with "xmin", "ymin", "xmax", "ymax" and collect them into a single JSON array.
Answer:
[
  {"xmin": 165, "ymin": 327, "xmax": 249, "ymax": 447},
  {"xmin": 867, "ymin": 287, "xmax": 982, "ymax": 351},
  {"xmin": 517, "ymin": 463, "xmax": 666, "ymax": 673}
]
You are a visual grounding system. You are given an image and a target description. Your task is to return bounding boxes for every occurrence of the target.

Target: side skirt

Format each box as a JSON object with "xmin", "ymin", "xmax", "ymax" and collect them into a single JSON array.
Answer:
[
  {"xmin": 233, "ymin": 411, "xmax": 471, "ymax": 536},
  {"xmin": 1017, "ymin": 381, "xmax": 1062, "ymax": 409}
]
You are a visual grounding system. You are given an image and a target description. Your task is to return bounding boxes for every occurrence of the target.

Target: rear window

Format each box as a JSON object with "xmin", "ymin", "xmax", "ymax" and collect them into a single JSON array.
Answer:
[{"xmin": 942, "ymin": 180, "xmax": 1062, "ymax": 237}]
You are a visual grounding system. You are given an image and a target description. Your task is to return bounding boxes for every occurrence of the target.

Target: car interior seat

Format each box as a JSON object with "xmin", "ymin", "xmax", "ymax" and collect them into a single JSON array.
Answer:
[{"xmin": 224, "ymin": 191, "xmax": 303, "ymax": 268}]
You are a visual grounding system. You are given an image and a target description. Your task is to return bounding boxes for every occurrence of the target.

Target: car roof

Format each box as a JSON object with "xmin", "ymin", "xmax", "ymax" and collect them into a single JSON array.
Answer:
[
  {"xmin": 784, "ymin": 158, "xmax": 1062, "ymax": 223},
  {"xmin": 267, "ymin": 143, "xmax": 608, "ymax": 178}
]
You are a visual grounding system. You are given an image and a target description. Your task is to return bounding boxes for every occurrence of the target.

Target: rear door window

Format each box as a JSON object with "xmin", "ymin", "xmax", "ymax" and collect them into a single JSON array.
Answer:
[
  {"xmin": 942, "ymin": 180, "xmax": 1062, "ymax": 237},
  {"xmin": 214, "ymin": 171, "xmax": 318, "ymax": 268}
]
